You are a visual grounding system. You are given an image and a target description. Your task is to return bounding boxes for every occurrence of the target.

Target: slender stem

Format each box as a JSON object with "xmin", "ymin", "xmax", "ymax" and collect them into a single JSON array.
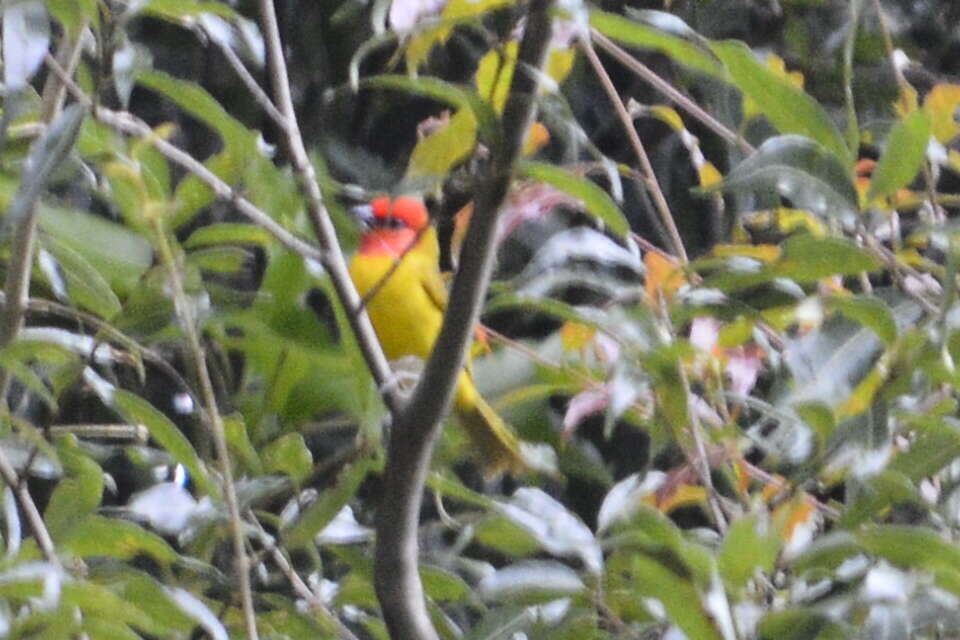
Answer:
[
  {"xmin": 373, "ymin": 2, "xmax": 556, "ymax": 637},
  {"xmin": 40, "ymin": 22, "xmax": 87, "ymax": 122},
  {"xmin": 592, "ymin": 30, "xmax": 755, "ymax": 155},
  {"xmin": 580, "ymin": 37, "xmax": 688, "ymax": 263},
  {"xmin": 42, "ymin": 53, "xmax": 324, "ymax": 264},
  {"xmin": 153, "ymin": 224, "xmax": 259, "ymax": 639},
  {"xmin": 207, "ymin": 31, "xmax": 287, "ymax": 128},
  {"xmin": 256, "ymin": 0, "xmax": 400, "ymax": 415},
  {"xmin": 248, "ymin": 511, "xmax": 361, "ymax": 640}
]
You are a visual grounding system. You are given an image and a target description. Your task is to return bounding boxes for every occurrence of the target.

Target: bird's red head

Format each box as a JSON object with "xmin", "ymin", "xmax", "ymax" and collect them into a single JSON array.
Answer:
[
  {"xmin": 368, "ymin": 196, "xmax": 429, "ymax": 232},
  {"xmin": 355, "ymin": 196, "xmax": 429, "ymax": 256}
]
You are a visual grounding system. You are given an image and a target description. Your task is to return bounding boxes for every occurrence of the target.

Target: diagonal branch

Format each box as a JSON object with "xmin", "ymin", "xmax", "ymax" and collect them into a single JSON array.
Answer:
[
  {"xmin": 372, "ymin": 1, "xmax": 557, "ymax": 638},
  {"xmin": 256, "ymin": 0, "xmax": 401, "ymax": 416}
]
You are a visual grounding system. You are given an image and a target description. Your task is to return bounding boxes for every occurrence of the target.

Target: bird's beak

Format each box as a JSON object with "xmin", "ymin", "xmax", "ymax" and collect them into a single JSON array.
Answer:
[{"xmin": 351, "ymin": 203, "xmax": 375, "ymax": 229}]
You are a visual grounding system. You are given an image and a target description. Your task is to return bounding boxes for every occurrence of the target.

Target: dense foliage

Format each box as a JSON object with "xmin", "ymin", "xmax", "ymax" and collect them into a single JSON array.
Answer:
[{"xmin": 1, "ymin": 0, "xmax": 960, "ymax": 638}]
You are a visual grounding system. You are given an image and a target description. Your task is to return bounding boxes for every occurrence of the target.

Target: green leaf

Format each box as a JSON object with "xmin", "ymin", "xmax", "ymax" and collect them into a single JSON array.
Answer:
[
  {"xmin": 188, "ymin": 246, "xmax": 248, "ymax": 273},
  {"xmin": 118, "ymin": 573, "xmax": 196, "ymax": 635},
  {"xmin": 262, "ymin": 433, "xmax": 313, "ymax": 484},
  {"xmin": 0, "ymin": 347, "xmax": 58, "ymax": 409},
  {"xmin": 282, "ymin": 457, "xmax": 376, "ymax": 548},
  {"xmin": 5, "ymin": 103, "xmax": 86, "ymax": 228},
  {"xmin": 858, "ymin": 525, "xmax": 960, "ymax": 573},
  {"xmin": 622, "ymin": 552, "xmax": 724, "ymax": 640},
  {"xmin": 184, "ymin": 222, "xmax": 275, "ymax": 249},
  {"xmin": 224, "ymin": 414, "xmax": 263, "ymax": 475},
  {"xmin": 866, "ymin": 109, "xmax": 932, "ymax": 204},
  {"xmin": 47, "ymin": 0, "xmax": 97, "ymax": 33},
  {"xmin": 405, "ymin": 109, "xmax": 478, "ymax": 180},
  {"xmin": 362, "ymin": 75, "xmax": 498, "ymax": 146},
  {"xmin": 828, "ymin": 294, "xmax": 898, "ymax": 345},
  {"xmin": 62, "ymin": 582, "xmax": 157, "ymax": 634},
  {"xmin": 136, "ymin": 0, "xmax": 238, "ymax": 21},
  {"xmin": 708, "ymin": 135, "xmax": 858, "ymax": 225},
  {"xmin": 518, "ymin": 161, "xmax": 629, "ymax": 237},
  {"xmin": 757, "ymin": 609, "xmax": 844, "ymax": 640},
  {"xmin": 44, "ymin": 440, "xmax": 104, "ymax": 540},
  {"xmin": 711, "ymin": 41, "xmax": 850, "ymax": 164},
  {"xmin": 839, "ymin": 471, "xmax": 919, "ymax": 529},
  {"xmin": 718, "ymin": 512, "xmax": 782, "ymax": 592},
  {"xmin": 775, "ymin": 234, "xmax": 879, "ymax": 281},
  {"xmin": 421, "ymin": 565, "xmax": 471, "ymax": 603},
  {"xmin": 589, "ymin": 10, "xmax": 722, "ymax": 77},
  {"xmin": 63, "ymin": 515, "xmax": 178, "ymax": 564},
  {"xmin": 40, "ymin": 235, "xmax": 123, "ymax": 319},
  {"xmin": 890, "ymin": 416, "xmax": 960, "ymax": 480},
  {"xmin": 112, "ymin": 390, "xmax": 217, "ymax": 498},
  {"xmin": 137, "ymin": 71, "xmax": 254, "ymax": 153}
]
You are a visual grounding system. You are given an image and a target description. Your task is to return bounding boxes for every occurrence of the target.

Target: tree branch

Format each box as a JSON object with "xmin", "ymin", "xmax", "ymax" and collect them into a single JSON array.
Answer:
[{"xmin": 373, "ymin": 1, "xmax": 557, "ymax": 638}]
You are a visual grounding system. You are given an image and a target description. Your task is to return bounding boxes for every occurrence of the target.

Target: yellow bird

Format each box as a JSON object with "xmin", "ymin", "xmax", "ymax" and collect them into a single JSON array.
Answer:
[{"xmin": 348, "ymin": 196, "xmax": 525, "ymax": 475}]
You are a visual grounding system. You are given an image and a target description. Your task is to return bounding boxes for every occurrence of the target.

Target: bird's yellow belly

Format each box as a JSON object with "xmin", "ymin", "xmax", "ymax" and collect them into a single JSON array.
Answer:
[{"xmin": 349, "ymin": 253, "xmax": 443, "ymax": 362}]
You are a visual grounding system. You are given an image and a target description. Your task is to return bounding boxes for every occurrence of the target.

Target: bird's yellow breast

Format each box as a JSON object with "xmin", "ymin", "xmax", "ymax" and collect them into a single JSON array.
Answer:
[{"xmin": 348, "ymin": 231, "xmax": 444, "ymax": 362}]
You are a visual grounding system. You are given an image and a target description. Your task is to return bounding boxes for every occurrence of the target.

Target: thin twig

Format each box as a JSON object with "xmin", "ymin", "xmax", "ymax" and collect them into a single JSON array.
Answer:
[
  {"xmin": 152, "ymin": 223, "xmax": 259, "ymax": 640},
  {"xmin": 0, "ymin": 455, "xmax": 60, "ymax": 567},
  {"xmin": 580, "ymin": 37, "xmax": 688, "ymax": 263},
  {"xmin": 256, "ymin": 0, "xmax": 400, "ymax": 415},
  {"xmin": 207, "ymin": 32, "xmax": 286, "ymax": 128},
  {"xmin": 42, "ymin": 53, "xmax": 325, "ymax": 265},
  {"xmin": 592, "ymin": 30, "xmax": 755, "ymax": 155},
  {"xmin": 247, "ymin": 511, "xmax": 361, "ymax": 640},
  {"xmin": 40, "ymin": 21, "xmax": 87, "ymax": 122}
]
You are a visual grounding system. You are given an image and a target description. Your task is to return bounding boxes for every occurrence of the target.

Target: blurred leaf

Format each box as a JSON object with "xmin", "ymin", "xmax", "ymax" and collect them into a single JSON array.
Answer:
[
  {"xmin": 828, "ymin": 294, "xmax": 897, "ymax": 346},
  {"xmin": 38, "ymin": 205, "xmax": 153, "ymax": 295},
  {"xmin": 590, "ymin": 10, "xmax": 721, "ymax": 77},
  {"xmin": 111, "ymin": 390, "xmax": 216, "ymax": 498},
  {"xmin": 619, "ymin": 550, "xmax": 724, "ymax": 640},
  {"xmin": 6, "ymin": 104, "xmax": 86, "ymax": 229},
  {"xmin": 0, "ymin": 347, "xmax": 58, "ymax": 409},
  {"xmin": 119, "ymin": 573, "xmax": 196, "ymax": 635},
  {"xmin": 477, "ymin": 561, "xmax": 585, "ymax": 603},
  {"xmin": 282, "ymin": 457, "xmax": 376, "ymax": 548},
  {"xmin": 406, "ymin": 109, "xmax": 478, "ymax": 181},
  {"xmin": 138, "ymin": 71, "xmax": 254, "ymax": 152},
  {"xmin": 711, "ymin": 41, "xmax": 850, "ymax": 164},
  {"xmin": 223, "ymin": 414, "xmax": 263, "ymax": 475},
  {"xmin": 47, "ymin": 0, "xmax": 97, "ymax": 33},
  {"xmin": 518, "ymin": 162, "xmax": 629, "ymax": 237},
  {"xmin": 708, "ymin": 135, "xmax": 858, "ymax": 226},
  {"xmin": 184, "ymin": 223, "xmax": 274, "ymax": 249},
  {"xmin": 62, "ymin": 582, "xmax": 156, "ymax": 635},
  {"xmin": 137, "ymin": 0, "xmax": 238, "ymax": 20},
  {"xmin": 44, "ymin": 440, "xmax": 104, "ymax": 540},
  {"xmin": 839, "ymin": 470, "xmax": 919, "ymax": 529},
  {"xmin": 890, "ymin": 415, "xmax": 960, "ymax": 480},
  {"xmin": 3, "ymin": 0, "xmax": 50, "ymax": 90},
  {"xmin": 866, "ymin": 109, "xmax": 931, "ymax": 204},
  {"xmin": 757, "ymin": 609, "xmax": 844, "ymax": 640},
  {"xmin": 363, "ymin": 75, "xmax": 498, "ymax": 145},
  {"xmin": 718, "ymin": 512, "xmax": 782, "ymax": 592},
  {"xmin": 63, "ymin": 515, "xmax": 178, "ymax": 564},
  {"xmin": 39, "ymin": 235, "xmax": 123, "ymax": 319},
  {"xmin": 421, "ymin": 565, "xmax": 471, "ymax": 603},
  {"xmin": 262, "ymin": 433, "xmax": 313, "ymax": 484},
  {"xmin": 188, "ymin": 246, "xmax": 248, "ymax": 273},
  {"xmin": 858, "ymin": 525, "xmax": 960, "ymax": 573}
]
